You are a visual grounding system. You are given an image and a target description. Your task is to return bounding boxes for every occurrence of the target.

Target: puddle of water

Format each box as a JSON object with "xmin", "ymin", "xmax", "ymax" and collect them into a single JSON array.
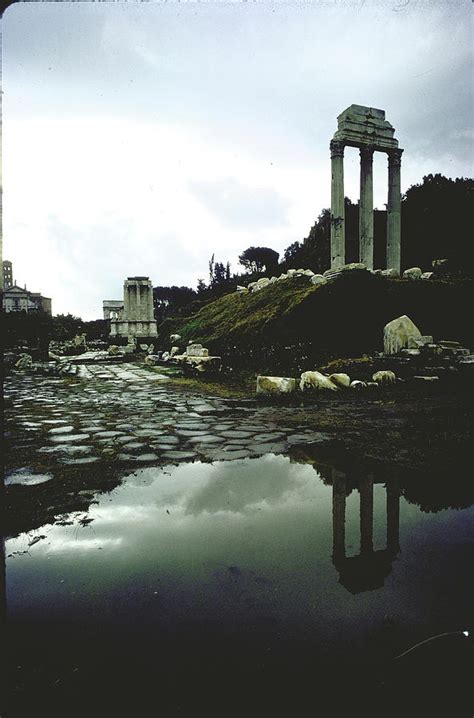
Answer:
[{"xmin": 5, "ymin": 454, "xmax": 473, "ymax": 715}]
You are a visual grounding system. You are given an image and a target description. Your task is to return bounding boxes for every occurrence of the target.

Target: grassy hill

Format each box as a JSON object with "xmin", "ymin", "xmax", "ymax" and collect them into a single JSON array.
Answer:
[{"xmin": 157, "ymin": 272, "xmax": 473, "ymax": 375}]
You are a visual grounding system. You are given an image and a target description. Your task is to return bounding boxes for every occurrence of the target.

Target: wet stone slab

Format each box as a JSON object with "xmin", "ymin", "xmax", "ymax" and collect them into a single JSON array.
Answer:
[
  {"xmin": 219, "ymin": 430, "xmax": 255, "ymax": 439},
  {"xmin": 50, "ymin": 434, "xmax": 90, "ymax": 443},
  {"xmin": 206, "ymin": 449, "xmax": 252, "ymax": 461},
  {"xmin": 4, "ymin": 363, "xmax": 341, "ymax": 510},
  {"xmin": 134, "ymin": 453, "xmax": 160, "ymax": 462},
  {"xmin": 38, "ymin": 445, "xmax": 93, "ymax": 455},
  {"xmin": 5, "ymin": 469, "xmax": 54, "ymax": 486},
  {"xmin": 48, "ymin": 426, "xmax": 75, "ymax": 435},
  {"xmin": 176, "ymin": 430, "xmax": 211, "ymax": 437},
  {"xmin": 187, "ymin": 435, "xmax": 223, "ymax": 444},
  {"xmin": 160, "ymin": 450, "xmax": 197, "ymax": 461}
]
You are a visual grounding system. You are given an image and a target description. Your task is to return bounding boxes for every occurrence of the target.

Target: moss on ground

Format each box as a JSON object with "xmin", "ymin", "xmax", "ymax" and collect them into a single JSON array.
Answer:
[
  {"xmin": 165, "ymin": 373, "xmax": 256, "ymax": 399},
  {"xmin": 158, "ymin": 277, "xmax": 320, "ymax": 349},
  {"xmin": 156, "ymin": 274, "xmax": 474, "ymax": 375}
]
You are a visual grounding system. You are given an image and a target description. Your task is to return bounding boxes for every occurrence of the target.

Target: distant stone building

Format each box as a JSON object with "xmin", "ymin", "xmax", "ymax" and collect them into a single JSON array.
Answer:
[
  {"xmin": 3, "ymin": 260, "xmax": 13, "ymax": 289},
  {"xmin": 105, "ymin": 277, "xmax": 157, "ymax": 339},
  {"xmin": 2, "ymin": 260, "xmax": 52, "ymax": 315}
]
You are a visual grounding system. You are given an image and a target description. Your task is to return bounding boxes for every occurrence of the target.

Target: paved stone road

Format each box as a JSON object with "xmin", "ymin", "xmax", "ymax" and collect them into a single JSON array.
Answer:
[{"xmin": 5, "ymin": 363, "xmax": 327, "ymax": 482}]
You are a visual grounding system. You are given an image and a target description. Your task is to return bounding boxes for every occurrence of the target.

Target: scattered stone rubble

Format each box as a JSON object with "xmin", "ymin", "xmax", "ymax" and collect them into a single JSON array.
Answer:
[
  {"xmin": 150, "ymin": 342, "xmax": 222, "ymax": 375},
  {"xmin": 382, "ymin": 314, "xmax": 471, "ymax": 362},
  {"xmin": 12, "ymin": 352, "xmax": 79, "ymax": 377},
  {"xmin": 9, "ymin": 334, "xmax": 157, "ymax": 378},
  {"xmin": 255, "ymin": 313, "xmax": 472, "ymax": 395},
  {"xmin": 256, "ymin": 376, "xmax": 296, "ymax": 395},
  {"xmin": 256, "ymin": 368, "xmax": 398, "ymax": 395},
  {"xmin": 384, "ymin": 315, "xmax": 422, "ymax": 355},
  {"xmin": 238, "ymin": 258, "xmax": 451, "ymax": 295}
]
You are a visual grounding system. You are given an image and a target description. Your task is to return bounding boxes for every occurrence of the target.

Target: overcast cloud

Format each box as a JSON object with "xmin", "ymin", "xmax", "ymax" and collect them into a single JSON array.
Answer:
[{"xmin": 3, "ymin": 0, "xmax": 473, "ymax": 319}]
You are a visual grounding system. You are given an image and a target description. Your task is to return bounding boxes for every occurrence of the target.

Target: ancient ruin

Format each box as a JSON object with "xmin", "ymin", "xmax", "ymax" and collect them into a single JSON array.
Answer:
[
  {"xmin": 107, "ymin": 277, "xmax": 158, "ymax": 340},
  {"xmin": 102, "ymin": 299, "xmax": 124, "ymax": 320},
  {"xmin": 330, "ymin": 105, "xmax": 403, "ymax": 272}
]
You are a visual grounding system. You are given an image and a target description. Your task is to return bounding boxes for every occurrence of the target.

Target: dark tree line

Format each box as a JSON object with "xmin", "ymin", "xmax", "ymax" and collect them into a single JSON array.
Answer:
[
  {"xmin": 153, "ymin": 286, "xmax": 198, "ymax": 323},
  {"xmin": 153, "ymin": 173, "xmax": 472, "ymax": 318},
  {"xmin": 1, "ymin": 311, "xmax": 109, "ymax": 356},
  {"xmin": 280, "ymin": 174, "xmax": 473, "ymax": 275}
]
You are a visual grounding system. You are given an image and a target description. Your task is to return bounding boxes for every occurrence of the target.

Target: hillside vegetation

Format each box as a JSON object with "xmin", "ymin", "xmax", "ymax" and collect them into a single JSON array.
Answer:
[{"xmin": 157, "ymin": 273, "xmax": 473, "ymax": 375}]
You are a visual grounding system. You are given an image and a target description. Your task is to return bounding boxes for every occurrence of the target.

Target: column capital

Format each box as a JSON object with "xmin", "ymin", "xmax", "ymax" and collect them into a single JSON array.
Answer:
[
  {"xmin": 330, "ymin": 139, "xmax": 345, "ymax": 159},
  {"xmin": 387, "ymin": 148, "xmax": 403, "ymax": 166},
  {"xmin": 359, "ymin": 145, "xmax": 374, "ymax": 161}
]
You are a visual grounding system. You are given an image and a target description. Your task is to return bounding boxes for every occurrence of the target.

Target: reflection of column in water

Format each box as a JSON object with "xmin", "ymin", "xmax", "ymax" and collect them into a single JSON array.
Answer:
[
  {"xmin": 332, "ymin": 469, "xmax": 346, "ymax": 564},
  {"xmin": 386, "ymin": 476, "xmax": 400, "ymax": 554},
  {"xmin": 359, "ymin": 474, "xmax": 374, "ymax": 555}
]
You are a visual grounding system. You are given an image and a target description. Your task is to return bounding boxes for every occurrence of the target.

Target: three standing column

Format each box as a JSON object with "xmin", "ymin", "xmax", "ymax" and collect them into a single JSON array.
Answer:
[
  {"xmin": 359, "ymin": 146, "xmax": 374, "ymax": 269},
  {"xmin": 386, "ymin": 148, "xmax": 403, "ymax": 274},
  {"xmin": 330, "ymin": 140, "xmax": 345, "ymax": 269}
]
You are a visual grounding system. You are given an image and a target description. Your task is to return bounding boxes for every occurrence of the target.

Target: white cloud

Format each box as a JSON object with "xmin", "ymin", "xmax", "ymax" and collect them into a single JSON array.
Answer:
[
  {"xmin": 4, "ymin": 115, "xmax": 324, "ymax": 317},
  {"xmin": 3, "ymin": 0, "xmax": 472, "ymax": 318}
]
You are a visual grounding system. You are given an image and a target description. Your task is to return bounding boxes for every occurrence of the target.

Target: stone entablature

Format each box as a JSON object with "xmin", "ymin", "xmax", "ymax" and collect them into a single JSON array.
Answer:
[
  {"xmin": 108, "ymin": 277, "xmax": 158, "ymax": 339},
  {"xmin": 333, "ymin": 104, "xmax": 399, "ymax": 152},
  {"xmin": 330, "ymin": 105, "xmax": 404, "ymax": 273}
]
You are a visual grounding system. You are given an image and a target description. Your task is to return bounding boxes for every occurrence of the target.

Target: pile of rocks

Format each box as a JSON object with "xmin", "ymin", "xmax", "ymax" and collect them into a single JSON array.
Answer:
[
  {"xmin": 49, "ymin": 334, "xmax": 89, "ymax": 356},
  {"xmin": 256, "ymin": 369, "xmax": 397, "ymax": 395},
  {"xmin": 255, "ymin": 313, "xmax": 472, "ymax": 395},
  {"xmin": 12, "ymin": 352, "xmax": 78, "ymax": 377},
  {"xmin": 238, "ymin": 259, "xmax": 453, "ymax": 296},
  {"xmin": 238, "ymin": 263, "xmax": 384, "ymax": 294},
  {"xmin": 151, "ymin": 338, "xmax": 222, "ymax": 375},
  {"xmin": 383, "ymin": 315, "xmax": 471, "ymax": 362}
]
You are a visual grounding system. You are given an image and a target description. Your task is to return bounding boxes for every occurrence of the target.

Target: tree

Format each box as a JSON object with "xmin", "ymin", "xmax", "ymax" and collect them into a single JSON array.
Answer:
[
  {"xmin": 211, "ymin": 261, "xmax": 227, "ymax": 287},
  {"xmin": 238, "ymin": 246, "xmax": 280, "ymax": 274},
  {"xmin": 197, "ymin": 278, "xmax": 207, "ymax": 296},
  {"xmin": 51, "ymin": 313, "xmax": 84, "ymax": 340},
  {"xmin": 401, "ymin": 174, "xmax": 473, "ymax": 273},
  {"xmin": 280, "ymin": 174, "xmax": 473, "ymax": 276},
  {"xmin": 153, "ymin": 285, "xmax": 197, "ymax": 323},
  {"xmin": 283, "ymin": 241, "xmax": 301, "ymax": 264},
  {"xmin": 281, "ymin": 208, "xmax": 331, "ymax": 274},
  {"xmin": 2, "ymin": 310, "xmax": 53, "ymax": 356},
  {"xmin": 198, "ymin": 257, "xmax": 235, "ymax": 302}
]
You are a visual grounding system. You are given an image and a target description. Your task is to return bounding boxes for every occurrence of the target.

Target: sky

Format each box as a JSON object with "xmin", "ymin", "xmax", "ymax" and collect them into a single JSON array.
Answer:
[{"xmin": 3, "ymin": 0, "xmax": 473, "ymax": 319}]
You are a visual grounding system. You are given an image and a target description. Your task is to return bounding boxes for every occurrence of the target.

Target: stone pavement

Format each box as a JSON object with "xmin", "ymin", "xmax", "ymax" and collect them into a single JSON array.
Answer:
[{"xmin": 5, "ymin": 363, "xmax": 329, "ymax": 481}]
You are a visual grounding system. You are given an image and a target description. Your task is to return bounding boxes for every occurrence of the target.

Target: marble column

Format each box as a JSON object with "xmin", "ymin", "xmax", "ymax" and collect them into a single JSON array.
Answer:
[
  {"xmin": 123, "ymin": 281, "xmax": 130, "ymax": 319},
  {"xmin": 387, "ymin": 148, "xmax": 403, "ymax": 274},
  {"xmin": 330, "ymin": 140, "xmax": 345, "ymax": 269},
  {"xmin": 359, "ymin": 146, "xmax": 374, "ymax": 269},
  {"xmin": 136, "ymin": 284, "xmax": 141, "ymax": 320}
]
